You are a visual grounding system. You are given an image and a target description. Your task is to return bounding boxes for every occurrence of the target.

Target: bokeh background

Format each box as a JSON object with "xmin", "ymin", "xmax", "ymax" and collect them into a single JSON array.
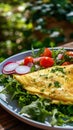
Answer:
[{"xmin": 0, "ymin": 0, "xmax": 73, "ymax": 62}]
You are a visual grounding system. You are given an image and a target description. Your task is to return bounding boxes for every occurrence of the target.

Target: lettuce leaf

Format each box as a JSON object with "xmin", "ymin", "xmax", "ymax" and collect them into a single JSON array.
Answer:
[{"xmin": 1, "ymin": 74, "xmax": 73, "ymax": 126}]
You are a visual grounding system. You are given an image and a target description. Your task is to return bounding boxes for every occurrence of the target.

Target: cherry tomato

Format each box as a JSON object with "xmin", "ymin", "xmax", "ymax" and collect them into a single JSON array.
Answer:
[
  {"xmin": 66, "ymin": 51, "xmax": 73, "ymax": 57},
  {"xmin": 40, "ymin": 57, "xmax": 54, "ymax": 68},
  {"xmin": 40, "ymin": 48, "xmax": 52, "ymax": 57},
  {"xmin": 62, "ymin": 62, "xmax": 71, "ymax": 66},
  {"xmin": 24, "ymin": 56, "xmax": 33, "ymax": 65}
]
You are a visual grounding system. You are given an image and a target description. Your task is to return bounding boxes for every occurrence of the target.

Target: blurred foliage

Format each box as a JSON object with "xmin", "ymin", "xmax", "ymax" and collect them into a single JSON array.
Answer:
[{"xmin": 0, "ymin": 0, "xmax": 73, "ymax": 62}]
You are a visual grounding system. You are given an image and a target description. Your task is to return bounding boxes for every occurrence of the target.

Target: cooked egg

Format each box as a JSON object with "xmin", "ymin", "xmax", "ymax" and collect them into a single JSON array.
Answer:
[{"xmin": 13, "ymin": 65, "xmax": 73, "ymax": 104}]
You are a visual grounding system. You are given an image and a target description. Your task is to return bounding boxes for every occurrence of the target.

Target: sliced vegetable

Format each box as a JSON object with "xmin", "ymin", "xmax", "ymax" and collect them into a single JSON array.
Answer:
[
  {"xmin": 62, "ymin": 62, "xmax": 71, "ymax": 66},
  {"xmin": 33, "ymin": 57, "xmax": 42, "ymax": 63},
  {"xmin": 2, "ymin": 69, "xmax": 15, "ymax": 74},
  {"xmin": 24, "ymin": 56, "xmax": 34, "ymax": 65},
  {"xmin": 15, "ymin": 65, "xmax": 30, "ymax": 74},
  {"xmin": 66, "ymin": 51, "xmax": 73, "ymax": 57},
  {"xmin": 57, "ymin": 54, "xmax": 63, "ymax": 60},
  {"xmin": 40, "ymin": 57, "xmax": 54, "ymax": 68},
  {"xmin": 2, "ymin": 48, "xmax": 73, "ymax": 75},
  {"xmin": 40, "ymin": 48, "xmax": 52, "ymax": 57},
  {"xmin": 27, "ymin": 62, "xmax": 33, "ymax": 67},
  {"xmin": 3, "ymin": 61, "xmax": 13, "ymax": 66},
  {"xmin": 3, "ymin": 62, "xmax": 19, "ymax": 72}
]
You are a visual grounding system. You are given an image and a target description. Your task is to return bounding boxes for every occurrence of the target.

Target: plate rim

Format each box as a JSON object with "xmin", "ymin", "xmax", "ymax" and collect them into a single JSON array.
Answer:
[{"xmin": 0, "ymin": 47, "xmax": 73, "ymax": 130}]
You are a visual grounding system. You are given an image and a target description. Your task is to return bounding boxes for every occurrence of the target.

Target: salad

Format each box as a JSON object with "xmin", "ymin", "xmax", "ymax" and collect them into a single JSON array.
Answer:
[
  {"xmin": 0, "ymin": 47, "xmax": 73, "ymax": 127},
  {"xmin": 2, "ymin": 47, "xmax": 73, "ymax": 75}
]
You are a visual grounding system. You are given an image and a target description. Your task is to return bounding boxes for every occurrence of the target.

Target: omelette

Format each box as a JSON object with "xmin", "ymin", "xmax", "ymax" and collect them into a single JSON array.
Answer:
[{"xmin": 13, "ymin": 64, "xmax": 73, "ymax": 104}]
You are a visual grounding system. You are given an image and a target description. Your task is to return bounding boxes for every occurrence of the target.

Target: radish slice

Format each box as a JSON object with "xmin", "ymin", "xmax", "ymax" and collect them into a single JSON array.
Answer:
[
  {"xmin": 3, "ymin": 62, "xmax": 19, "ymax": 72},
  {"xmin": 15, "ymin": 65, "xmax": 30, "ymax": 74},
  {"xmin": 27, "ymin": 62, "xmax": 33, "ymax": 67},
  {"xmin": 33, "ymin": 57, "xmax": 42, "ymax": 63},
  {"xmin": 2, "ymin": 69, "xmax": 15, "ymax": 74},
  {"xmin": 3, "ymin": 61, "xmax": 13, "ymax": 67},
  {"xmin": 57, "ymin": 54, "xmax": 63, "ymax": 60}
]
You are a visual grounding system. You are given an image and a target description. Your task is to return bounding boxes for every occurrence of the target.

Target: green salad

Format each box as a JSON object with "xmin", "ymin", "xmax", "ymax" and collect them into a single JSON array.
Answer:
[{"xmin": 0, "ymin": 48, "xmax": 73, "ymax": 126}]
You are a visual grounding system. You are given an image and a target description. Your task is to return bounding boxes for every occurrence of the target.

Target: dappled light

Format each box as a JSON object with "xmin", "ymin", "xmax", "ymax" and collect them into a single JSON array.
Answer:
[{"xmin": 0, "ymin": 0, "xmax": 73, "ymax": 62}]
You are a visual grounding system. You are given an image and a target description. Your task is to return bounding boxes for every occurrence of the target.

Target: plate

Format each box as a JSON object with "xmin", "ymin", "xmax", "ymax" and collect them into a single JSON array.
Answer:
[{"xmin": 0, "ymin": 47, "xmax": 73, "ymax": 130}]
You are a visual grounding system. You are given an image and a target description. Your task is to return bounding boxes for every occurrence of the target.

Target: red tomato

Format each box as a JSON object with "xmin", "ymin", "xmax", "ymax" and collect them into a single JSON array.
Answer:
[
  {"xmin": 40, "ymin": 57, "xmax": 54, "ymax": 68},
  {"xmin": 24, "ymin": 56, "xmax": 33, "ymax": 65},
  {"xmin": 62, "ymin": 62, "xmax": 71, "ymax": 66},
  {"xmin": 66, "ymin": 51, "xmax": 73, "ymax": 57},
  {"xmin": 40, "ymin": 48, "xmax": 52, "ymax": 57}
]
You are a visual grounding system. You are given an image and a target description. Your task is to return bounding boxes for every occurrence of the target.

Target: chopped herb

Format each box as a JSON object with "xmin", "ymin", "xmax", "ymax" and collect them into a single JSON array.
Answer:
[
  {"xmin": 61, "ymin": 75, "xmax": 65, "ymax": 77},
  {"xmin": 39, "ymin": 74, "xmax": 48, "ymax": 79},
  {"xmin": 68, "ymin": 71, "xmax": 71, "ymax": 74},
  {"xmin": 30, "ymin": 65, "xmax": 36, "ymax": 72},
  {"xmin": 64, "ymin": 54, "xmax": 73, "ymax": 63},
  {"xmin": 48, "ymin": 83, "xmax": 52, "ymax": 87},
  {"xmin": 33, "ymin": 78, "xmax": 36, "ymax": 82},
  {"xmin": 1, "ymin": 47, "xmax": 73, "ymax": 127},
  {"xmin": 40, "ymin": 89, "xmax": 45, "ymax": 92},
  {"xmin": 45, "ymin": 76, "xmax": 48, "ymax": 79},
  {"xmin": 51, "ymin": 67, "xmax": 66, "ymax": 74},
  {"xmin": 54, "ymin": 81, "xmax": 61, "ymax": 88},
  {"xmin": 52, "ymin": 48, "xmax": 66, "ymax": 65}
]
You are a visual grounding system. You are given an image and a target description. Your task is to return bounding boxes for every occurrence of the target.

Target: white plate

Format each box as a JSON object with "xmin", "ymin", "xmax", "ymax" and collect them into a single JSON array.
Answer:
[{"xmin": 0, "ymin": 47, "xmax": 73, "ymax": 130}]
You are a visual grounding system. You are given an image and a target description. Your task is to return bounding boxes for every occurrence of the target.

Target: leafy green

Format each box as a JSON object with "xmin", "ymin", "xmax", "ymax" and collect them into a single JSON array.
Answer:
[
  {"xmin": 64, "ymin": 54, "xmax": 73, "ymax": 63},
  {"xmin": 0, "ymin": 74, "xmax": 38, "ymax": 107},
  {"xmin": 32, "ymin": 47, "xmax": 45, "ymax": 58},
  {"xmin": 20, "ymin": 99, "xmax": 50, "ymax": 122},
  {"xmin": 1, "ymin": 74, "xmax": 73, "ymax": 126},
  {"xmin": 52, "ymin": 48, "xmax": 66, "ymax": 65}
]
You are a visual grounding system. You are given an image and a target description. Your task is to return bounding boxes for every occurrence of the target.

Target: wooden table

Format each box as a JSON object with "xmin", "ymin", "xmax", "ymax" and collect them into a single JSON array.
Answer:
[{"xmin": 0, "ymin": 42, "xmax": 73, "ymax": 130}]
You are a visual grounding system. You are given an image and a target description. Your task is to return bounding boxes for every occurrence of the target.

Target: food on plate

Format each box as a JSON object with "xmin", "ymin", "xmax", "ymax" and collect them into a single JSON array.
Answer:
[
  {"xmin": 1, "ymin": 47, "xmax": 73, "ymax": 126},
  {"xmin": 13, "ymin": 64, "xmax": 73, "ymax": 104},
  {"xmin": 40, "ymin": 48, "xmax": 52, "ymax": 57},
  {"xmin": 24, "ymin": 56, "xmax": 34, "ymax": 65},
  {"xmin": 2, "ymin": 47, "xmax": 73, "ymax": 75},
  {"xmin": 66, "ymin": 51, "xmax": 73, "ymax": 57}
]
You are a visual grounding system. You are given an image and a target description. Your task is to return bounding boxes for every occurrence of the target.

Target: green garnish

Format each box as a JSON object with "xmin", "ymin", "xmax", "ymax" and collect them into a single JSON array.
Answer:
[
  {"xmin": 1, "ymin": 48, "xmax": 73, "ymax": 127},
  {"xmin": 48, "ymin": 83, "xmax": 52, "ymax": 87},
  {"xmin": 39, "ymin": 74, "xmax": 48, "ymax": 79},
  {"xmin": 40, "ymin": 89, "xmax": 45, "ymax": 92},
  {"xmin": 1, "ymin": 71, "xmax": 73, "ymax": 126},
  {"xmin": 54, "ymin": 81, "xmax": 61, "ymax": 88},
  {"xmin": 51, "ymin": 67, "xmax": 65, "ymax": 74}
]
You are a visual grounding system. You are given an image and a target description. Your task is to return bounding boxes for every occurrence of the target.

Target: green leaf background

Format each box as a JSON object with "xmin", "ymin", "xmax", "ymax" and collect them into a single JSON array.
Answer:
[{"xmin": 0, "ymin": 0, "xmax": 73, "ymax": 62}]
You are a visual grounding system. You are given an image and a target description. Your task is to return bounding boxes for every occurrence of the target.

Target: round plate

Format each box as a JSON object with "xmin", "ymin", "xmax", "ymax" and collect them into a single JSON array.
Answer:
[{"xmin": 0, "ymin": 47, "xmax": 73, "ymax": 130}]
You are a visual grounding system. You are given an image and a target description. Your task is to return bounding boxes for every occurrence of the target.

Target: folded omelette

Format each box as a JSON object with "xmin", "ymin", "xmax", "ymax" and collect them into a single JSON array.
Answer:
[{"xmin": 13, "ymin": 65, "xmax": 73, "ymax": 104}]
